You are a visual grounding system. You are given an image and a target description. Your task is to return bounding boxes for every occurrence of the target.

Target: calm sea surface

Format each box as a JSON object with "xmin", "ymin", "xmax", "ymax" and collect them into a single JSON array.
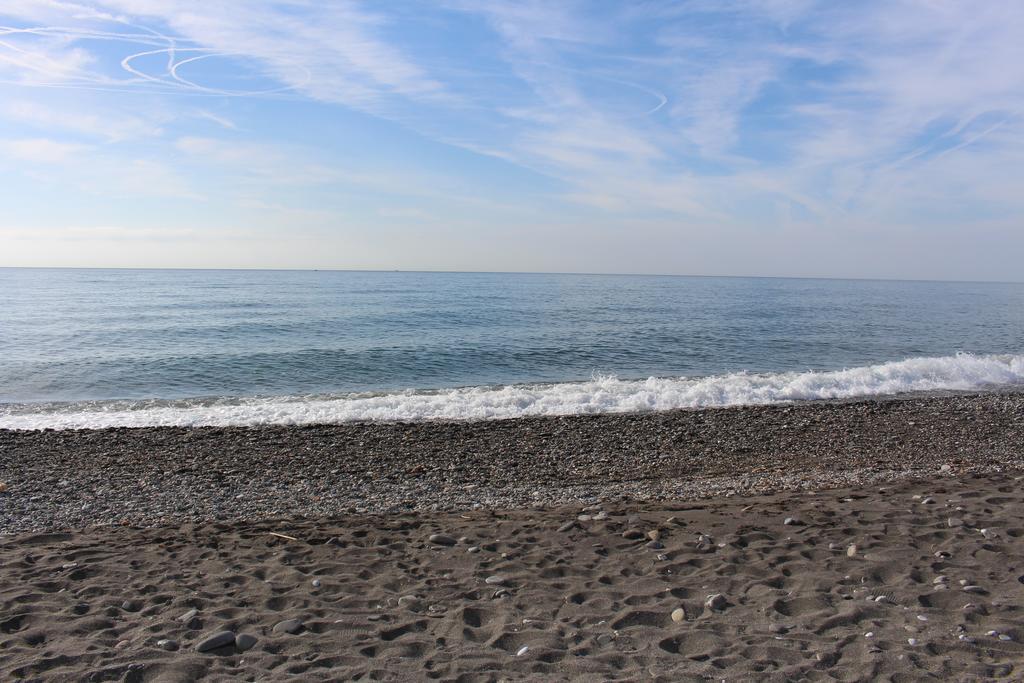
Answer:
[{"xmin": 1, "ymin": 269, "xmax": 1022, "ymax": 428}]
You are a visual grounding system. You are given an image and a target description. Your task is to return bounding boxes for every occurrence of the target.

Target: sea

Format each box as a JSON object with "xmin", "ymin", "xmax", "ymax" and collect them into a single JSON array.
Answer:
[{"xmin": 1, "ymin": 268, "xmax": 1022, "ymax": 430}]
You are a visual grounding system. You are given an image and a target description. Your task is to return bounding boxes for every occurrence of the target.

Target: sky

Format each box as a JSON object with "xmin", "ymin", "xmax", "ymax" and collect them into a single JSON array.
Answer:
[{"xmin": 0, "ymin": 1, "xmax": 1022, "ymax": 280}]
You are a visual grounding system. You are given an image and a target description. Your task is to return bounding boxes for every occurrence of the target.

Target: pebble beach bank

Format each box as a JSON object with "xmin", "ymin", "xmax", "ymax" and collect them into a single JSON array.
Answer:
[{"xmin": 1, "ymin": 392, "xmax": 1022, "ymax": 534}]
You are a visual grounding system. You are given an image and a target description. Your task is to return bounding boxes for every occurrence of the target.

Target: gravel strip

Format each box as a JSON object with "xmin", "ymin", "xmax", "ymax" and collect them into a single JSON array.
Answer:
[{"xmin": 1, "ymin": 391, "xmax": 1022, "ymax": 534}]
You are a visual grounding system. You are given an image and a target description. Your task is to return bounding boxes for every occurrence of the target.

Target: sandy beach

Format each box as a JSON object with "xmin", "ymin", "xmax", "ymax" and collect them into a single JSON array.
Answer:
[{"xmin": 2, "ymin": 392, "xmax": 1023, "ymax": 680}]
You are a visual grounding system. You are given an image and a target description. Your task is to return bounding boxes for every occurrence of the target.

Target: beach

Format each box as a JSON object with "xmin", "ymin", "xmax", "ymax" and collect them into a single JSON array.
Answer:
[{"xmin": 1, "ymin": 392, "xmax": 1023, "ymax": 680}]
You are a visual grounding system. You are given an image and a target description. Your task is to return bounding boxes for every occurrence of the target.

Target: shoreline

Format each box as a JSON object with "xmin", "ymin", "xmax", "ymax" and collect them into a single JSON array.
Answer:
[
  {"xmin": 2, "ymin": 390, "xmax": 1022, "ymax": 535},
  {"xmin": 2, "ymin": 391, "xmax": 1023, "ymax": 679}
]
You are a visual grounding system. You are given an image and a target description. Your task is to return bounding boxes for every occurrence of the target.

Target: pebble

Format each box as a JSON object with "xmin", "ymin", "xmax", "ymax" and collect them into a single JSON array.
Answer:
[
  {"xmin": 156, "ymin": 639, "xmax": 178, "ymax": 651},
  {"xmin": 178, "ymin": 608, "xmax": 199, "ymax": 622},
  {"xmin": 622, "ymin": 530, "xmax": 645, "ymax": 540},
  {"xmin": 516, "ymin": 646, "xmax": 529, "ymax": 656},
  {"xmin": 196, "ymin": 630, "xmax": 236, "ymax": 652},
  {"xmin": 557, "ymin": 521, "xmax": 576, "ymax": 533},
  {"xmin": 311, "ymin": 579, "xmax": 321, "ymax": 588},
  {"xmin": 272, "ymin": 618, "xmax": 304, "ymax": 635},
  {"xmin": 467, "ymin": 546, "xmax": 481, "ymax": 554},
  {"xmin": 847, "ymin": 544, "xmax": 858, "ymax": 558},
  {"xmin": 769, "ymin": 623, "xmax": 789, "ymax": 634},
  {"xmin": 646, "ymin": 530, "xmax": 661, "ymax": 541},
  {"xmin": 705, "ymin": 594, "xmax": 727, "ymax": 611},
  {"xmin": 121, "ymin": 599, "xmax": 142, "ymax": 612},
  {"xmin": 646, "ymin": 540, "xmax": 664, "ymax": 550},
  {"xmin": 947, "ymin": 518, "xmax": 964, "ymax": 527},
  {"xmin": 783, "ymin": 517, "xmax": 799, "ymax": 526},
  {"xmin": 484, "ymin": 575, "xmax": 508, "ymax": 586},
  {"xmin": 962, "ymin": 585, "xmax": 986, "ymax": 594},
  {"xmin": 235, "ymin": 633, "xmax": 258, "ymax": 651},
  {"xmin": 397, "ymin": 595, "xmax": 422, "ymax": 611},
  {"xmin": 114, "ymin": 639, "xmax": 130, "ymax": 649},
  {"xmin": 428, "ymin": 533, "xmax": 457, "ymax": 546},
  {"xmin": 907, "ymin": 638, "xmax": 918, "ymax": 646},
  {"xmin": 933, "ymin": 575, "xmax": 948, "ymax": 584},
  {"xmin": 1000, "ymin": 634, "xmax": 1013, "ymax": 641},
  {"xmin": 865, "ymin": 632, "xmax": 874, "ymax": 638},
  {"xmin": 671, "ymin": 608, "xmax": 685, "ymax": 623},
  {"xmin": 921, "ymin": 497, "xmax": 935, "ymax": 504}
]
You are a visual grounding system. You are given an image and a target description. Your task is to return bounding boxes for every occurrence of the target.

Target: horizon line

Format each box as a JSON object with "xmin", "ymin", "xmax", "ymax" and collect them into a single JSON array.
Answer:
[{"xmin": 0, "ymin": 265, "xmax": 1021, "ymax": 286}]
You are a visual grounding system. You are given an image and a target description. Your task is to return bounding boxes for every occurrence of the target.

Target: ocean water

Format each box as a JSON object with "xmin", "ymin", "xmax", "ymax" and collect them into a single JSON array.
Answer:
[{"xmin": 1, "ymin": 268, "xmax": 1022, "ymax": 430}]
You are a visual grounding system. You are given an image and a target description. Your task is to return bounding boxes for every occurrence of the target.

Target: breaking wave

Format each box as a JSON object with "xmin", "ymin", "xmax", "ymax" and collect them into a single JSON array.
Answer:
[{"xmin": 2, "ymin": 353, "xmax": 1022, "ymax": 431}]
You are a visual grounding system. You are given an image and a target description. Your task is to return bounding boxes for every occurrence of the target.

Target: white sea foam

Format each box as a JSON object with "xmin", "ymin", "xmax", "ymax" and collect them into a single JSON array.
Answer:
[{"xmin": 2, "ymin": 353, "xmax": 1022, "ymax": 431}]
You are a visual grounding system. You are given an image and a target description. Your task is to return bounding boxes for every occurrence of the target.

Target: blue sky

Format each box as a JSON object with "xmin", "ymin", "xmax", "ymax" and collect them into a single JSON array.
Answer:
[{"xmin": 1, "ymin": 1, "xmax": 1022, "ymax": 280}]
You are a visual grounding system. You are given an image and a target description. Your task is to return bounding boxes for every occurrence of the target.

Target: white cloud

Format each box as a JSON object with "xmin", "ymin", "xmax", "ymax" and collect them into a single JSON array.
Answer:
[{"xmin": 0, "ymin": 137, "xmax": 88, "ymax": 162}]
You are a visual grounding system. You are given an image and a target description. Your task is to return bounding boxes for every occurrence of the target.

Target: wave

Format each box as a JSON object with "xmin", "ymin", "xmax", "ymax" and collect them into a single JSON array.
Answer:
[{"xmin": 1, "ymin": 353, "xmax": 1022, "ymax": 431}]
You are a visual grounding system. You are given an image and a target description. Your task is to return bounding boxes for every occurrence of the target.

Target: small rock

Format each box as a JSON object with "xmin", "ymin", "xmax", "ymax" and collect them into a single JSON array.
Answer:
[
  {"xmin": 847, "ymin": 544, "xmax": 858, "ymax": 558},
  {"xmin": 311, "ymin": 579, "xmax": 321, "ymax": 588},
  {"xmin": 178, "ymin": 608, "xmax": 199, "ymax": 622},
  {"xmin": 933, "ymin": 575, "xmax": 949, "ymax": 584},
  {"xmin": 235, "ymin": 634, "xmax": 258, "ymax": 651},
  {"xmin": 921, "ymin": 497, "xmax": 935, "ymax": 505},
  {"xmin": 783, "ymin": 517, "xmax": 799, "ymax": 526},
  {"xmin": 557, "ymin": 521, "xmax": 576, "ymax": 533},
  {"xmin": 907, "ymin": 638, "xmax": 918, "ymax": 646},
  {"xmin": 962, "ymin": 585, "xmax": 986, "ymax": 594},
  {"xmin": 671, "ymin": 608, "xmax": 685, "ymax": 623},
  {"xmin": 705, "ymin": 594, "xmax": 727, "ymax": 611},
  {"xmin": 114, "ymin": 639, "xmax": 130, "ymax": 649},
  {"xmin": 121, "ymin": 600, "xmax": 142, "ymax": 612},
  {"xmin": 1000, "ymin": 634, "xmax": 1014, "ymax": 642},
  {"xmin": 428, "ymin": 534, "xmax": 457, "ymax": 546},
  {"xmin": 467, "ymin": 546, "xmax": 481, "ymax": 554},
  {"xmin": 196, "ymin": 630, "xmax": 236, "ymax": 652},
  {"xmin": 484, "ymin": 575, "xmax": 508, "ymax": 586},
  {"xmin": 646, "ymin": 530, "xmax": 661, "ymax": 541},
  {"xmin": 646, "ymin": 540, "xmax": 664, "ymax": 550},
  {"xmin": 947, "ymin": 518, "xmax": 964, "ymax": 527},
  {"xmin": 622, "ymin": 530, "xmax": 645, "ymax": 540},
  {"xmin": 865, "ymin": 632, "xmax": 874, "ymax": 638},
  {"xmin": 397, "ymin": 595, "xmax": 422, "ymax": 611},
  {"xmin": 769, "ymin": 623, "xmax": 789, "ymax": 634},
  {"xmin": 272, "ymin": 619, "xmax": 304, "ymax": 635},
  {"xmin": 156, "ymin": 639, "xmax": 178, "ymax": 651},
  {"xmin": 516, "ymin": 645, "xmax": 529, "ymax": 656}
]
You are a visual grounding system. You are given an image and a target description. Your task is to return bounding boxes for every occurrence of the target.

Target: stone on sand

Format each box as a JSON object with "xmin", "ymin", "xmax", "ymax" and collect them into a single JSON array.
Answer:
[
  {"xmin": 705, "ymin": 594, "xmax": 727, "ymax": 611},
  {"xmin": 429, "ymin": 533, "xmax": 457, "ymax": 546},
  {"xmin": 196, "ymin": 630, "xmax": 236, "ymax": 652},
  {"xmin": 235, "ymin": 633, "xmax": 258, "ymax": 651},
  {"xmin": 272, "ymin": 618, "xmax": 304, "ymax": 635}
]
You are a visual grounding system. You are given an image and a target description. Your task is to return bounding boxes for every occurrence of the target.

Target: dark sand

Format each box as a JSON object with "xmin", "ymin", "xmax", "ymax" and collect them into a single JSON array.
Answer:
[{"xmin": 1, "ymin": 392, "xmax": 1023, "ymax": 681}]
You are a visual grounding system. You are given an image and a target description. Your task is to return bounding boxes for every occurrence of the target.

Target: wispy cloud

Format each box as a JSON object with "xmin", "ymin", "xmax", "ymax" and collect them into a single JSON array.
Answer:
[
  {"xmin": 0, "ymin": 1, "xmax": 1022, "ymax": 277},
  {"xmin": 0, "ymin": 136, "xmax": 88, "ymax": 162}
]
